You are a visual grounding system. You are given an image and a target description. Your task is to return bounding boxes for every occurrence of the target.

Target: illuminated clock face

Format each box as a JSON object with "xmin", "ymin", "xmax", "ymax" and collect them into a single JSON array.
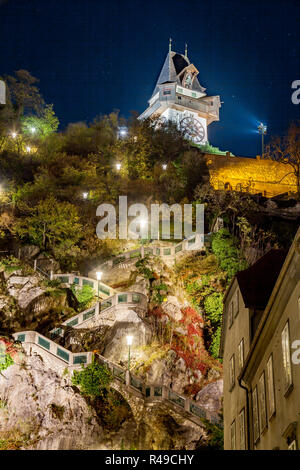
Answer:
[{"xmin": 180, "ymin": 116, "xmax": 205, "ymax": 144}]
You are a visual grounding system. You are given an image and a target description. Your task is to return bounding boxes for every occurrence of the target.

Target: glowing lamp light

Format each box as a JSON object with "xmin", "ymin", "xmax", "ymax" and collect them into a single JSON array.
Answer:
[
  {"xmin": 126, "ymin": 335, "xmax": 133, "ymax": 346},
  {"xmin": 258, "ymin": 122, "xmax": 267, "ymax": 135},
  {"xmin": 11, "ymin": 131, "xmax": 17, "ymax": 139},
  {"xmin": 96, "ymin": 271, "xmax": 102, "ymax": 281},
  {"xmin": 140, "ymin": 219, "xmax": 147, "ymax": 229},
  {"xmin": 118, "ymin": 126, "xmax": 128, "ymax": 138},
  {"xmin": 30, "ymin": 127, "xmax": 36, "ymax": 134},
  {"xmin": 162, "ymin": 163, "xmax": 167, "ymax": 170},
  {"xmin": 258, "ymin": 122, "xmax": 267, "ymax": 157},
  {"xmin": 26, "ymin": 146, "xmax": 31, "ymax": 153},
  {"xmin": 82, "ymin": 192, "xmax": 88, "ymax": 199},
  {"xmin": 116, "ymin": 163, "xmax": 121, "ymax": 171}
]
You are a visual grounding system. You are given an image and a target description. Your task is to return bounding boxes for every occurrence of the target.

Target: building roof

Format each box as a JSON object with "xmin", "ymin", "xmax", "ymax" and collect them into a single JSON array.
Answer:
[
  {"xmin": 220, "ymin": 248, "xmax": 288, "ymax": 357},
  {"xmin": 236, "ymin": 249, "xmax": 288, "ymax": 310},
  {"xmin": 151, "ymin": 50, "xmax": 205, "ymax": 98}
]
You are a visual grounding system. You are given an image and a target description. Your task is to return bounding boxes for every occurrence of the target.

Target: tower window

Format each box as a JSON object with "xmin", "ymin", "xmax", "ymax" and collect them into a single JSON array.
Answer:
[{"xmin": 163, "ymin": 89, "xmax": 171, "ymax": 95}]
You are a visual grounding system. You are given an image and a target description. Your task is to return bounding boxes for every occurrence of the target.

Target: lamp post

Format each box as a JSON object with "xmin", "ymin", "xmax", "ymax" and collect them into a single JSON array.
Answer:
[
  {"xmin": 258, "ymin": 122, "xmax": 267, "ymax": 157},
  {"xmin": 96, "ymin": 271, "xmax": 102, "ymax": 301},
  {"xmin": 126, "ymin": 335, "xmax": 133, "ymax": 370}
]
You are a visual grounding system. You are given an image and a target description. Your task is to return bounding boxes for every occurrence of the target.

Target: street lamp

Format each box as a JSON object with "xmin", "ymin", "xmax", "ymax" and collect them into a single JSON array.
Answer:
[
  {"xmin": 258, "ymin": 122, "xmax": 267, "ymax": 157},
  {"xmin": 96, "ymin": 271, "xmax": 102, "ymax": 301},
  {"xmin": 26, "ymin": 146, "xmax": 31, "ymax": 153},
  {"xmin": 162, "ymin": 163, "xmax": 167, "ymax": 170},
  {"xmin": 126, "ymin": 335, "xmax": 133, "ymax": 370},
  {"xmin": 118, "ymin": 126, "xmax": 128, "ymax": 139},
  {"xmin": 116, "ymin": 163, "xmax": 121, "ymax": 171},
  {"xmin": 11, "ymin": 131, "xmax": 17, "ymax": 139},
  {"xmin": 139, "ymin": 218, "xmax": 147, "ymax": 241},
  {"xmin": 30, "ymin": 127, "xmax": 36, "ymax": 134},
  {"xmin": 82, "ymin": 192, "xmax": 88, "ymax": 199}
]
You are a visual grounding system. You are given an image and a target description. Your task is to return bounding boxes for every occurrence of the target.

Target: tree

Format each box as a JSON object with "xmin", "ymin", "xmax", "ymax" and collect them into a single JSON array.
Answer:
[
  {"xmin": 21, "ymin": 104, "xmax": 59, "ymax": 137},
  {"xmin": 194, "ymin": 183, "xmax": 258, "ymax": 233},
  {"xmin": 72, "ymin": 360, "xmax": 113, "ymax": 397},
  {"xmin": 15, "ymin": 195, "xmax": 82, "ymax": 251},
  {"xmin": 4, "ymin": 70, "xmax": 44, "ymax": 119},
  {"xmin": 265, "ymin": 122, "xmax": 300, "ymax": 198}
]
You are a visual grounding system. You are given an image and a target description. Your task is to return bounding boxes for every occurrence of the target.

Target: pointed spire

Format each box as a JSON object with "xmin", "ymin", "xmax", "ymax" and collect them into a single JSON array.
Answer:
[
  {"xmin": 185, "ymin": 43, "xmax": 188, "ymax": 57},
  {"xmin": 169, "ymin": 37, "xmax": 172, "ymax": 53}
]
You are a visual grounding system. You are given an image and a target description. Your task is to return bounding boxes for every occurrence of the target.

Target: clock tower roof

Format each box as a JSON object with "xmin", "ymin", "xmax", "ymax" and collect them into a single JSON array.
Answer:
[{"xmin": 151, "ymin": 50, "xmax": 205, "ymax": 98}]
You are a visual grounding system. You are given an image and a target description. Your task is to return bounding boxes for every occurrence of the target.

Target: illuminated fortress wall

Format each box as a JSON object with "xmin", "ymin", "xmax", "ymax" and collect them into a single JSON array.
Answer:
[{"xmin": 205, "ymin": 153, "xmax": 297, "ymax": 198}]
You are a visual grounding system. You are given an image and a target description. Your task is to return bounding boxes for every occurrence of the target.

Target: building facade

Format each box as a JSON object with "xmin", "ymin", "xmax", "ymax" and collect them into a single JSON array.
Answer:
[
  {"xmin": 138, "ymin": 44, "xmax": 221, "ymax": 145},
  {"xmin": 221, "ymin": 228, "xmax": 300, "ymax": 450}
]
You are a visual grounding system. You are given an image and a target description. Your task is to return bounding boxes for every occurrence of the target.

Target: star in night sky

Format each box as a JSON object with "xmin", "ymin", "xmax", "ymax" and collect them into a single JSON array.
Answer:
[{"xmin": 0, "ymin": 0, "xmax": 299, "ymax": 157}]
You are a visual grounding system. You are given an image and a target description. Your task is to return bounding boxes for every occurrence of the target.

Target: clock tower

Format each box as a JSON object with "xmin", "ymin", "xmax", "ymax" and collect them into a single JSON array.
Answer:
[{"xmin": 138, "ymin": 42, "xmax": 221, "ymax": 145}]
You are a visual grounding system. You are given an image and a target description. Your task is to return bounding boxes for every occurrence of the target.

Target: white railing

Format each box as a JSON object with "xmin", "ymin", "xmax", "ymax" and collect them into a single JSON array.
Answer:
[
  {"xmin": 51, "ymin": 273, "xmax": 115, "ymax": 298},
  {"xmin": 10, "ymin": 233, "xmax": 223, "ymax": 427},
  {"xmin": 12, "ymin": 331, "xmax": 93, "ymax": 371},
  {"xmin": 13, "ymin": 331, "xmax": 221, "ymax": 427},
  {"xmin": 92, "ymin": 234, "xmax": 204, "ymax": 273},
  {"xmin": 49, "ymin": 291, "xmax": 148, "ymax": 338}
]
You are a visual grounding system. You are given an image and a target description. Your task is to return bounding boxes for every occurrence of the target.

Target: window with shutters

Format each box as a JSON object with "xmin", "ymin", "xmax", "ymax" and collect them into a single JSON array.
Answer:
[
  {"xmin": 229, "ymin": 354, "xmax": 235, "ymax": 391},
  {"xmin": 258, "ymin": 372, "xmax": 267, "ymax": 434},
  {"xmin": 231, "ymin": 420, "xmax": 236, "ymax": 450},
  {"xmin": 238, "ymin": 338, "xmax": 244, "ymax": 371},
  {"xmin": 281, "ymin": 321, "xmax": 293, "ymax": 395},
  {"xmin": 239, "ymin": 408, "xmax": 246, "ymax": 450},
  {"xmin": 234, "ymin": 290, "xmax": 239, "ymax": 317},
  {"xmin": 252, "ymin": 386, "xmax": 260, "ymax": 444},
  {"xmin": 229, "ymin": 301, "xmax": 234, "ymax": 328},
  {"xmin": 266, "ymin": 354, "xmax": 276, "ymax": 418}
]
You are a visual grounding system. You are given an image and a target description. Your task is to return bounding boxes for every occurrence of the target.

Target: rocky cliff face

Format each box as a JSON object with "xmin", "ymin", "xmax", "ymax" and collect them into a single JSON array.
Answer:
[
  {"xmin": 0, "ymin": 264, "xmax": 78, "ymax": 334},
  {"xmin": 0, "ymin": 252, "xmax": 223, "ymax": 450},
  {"xmin": 0, "ymin": 354, "xmax": 102, "ymax": 450}
]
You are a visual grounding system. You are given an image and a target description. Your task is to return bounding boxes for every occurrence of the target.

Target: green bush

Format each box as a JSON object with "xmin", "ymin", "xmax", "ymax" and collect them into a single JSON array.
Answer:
[
  {"xmin": 72, "ymin": 360, "xmax": 112, "ymax": 396},
  {"xmin": 203, "ymin": 418, "xmax": 224, "ymax": 450},
  {"xmin": 71, "ymin": 284, "xmax": 95, "ymax": 310},
  {"xmin": 0, "ymin": 353, "xmax": 14, "ymax": 372},
  {"xmin": 211, "ymin": 229, "xmax": 247, "ymax": 280},
  {"xmin": 204, "ymin": 293, "xmax": 223, "ymax": 326},
  {"xmin": 135, "ymin": 256, "xmax": 154, "ymax": 280},
  {"xmin": 209, "ymin": 326, "xmax": 222, "ymax": 359}
]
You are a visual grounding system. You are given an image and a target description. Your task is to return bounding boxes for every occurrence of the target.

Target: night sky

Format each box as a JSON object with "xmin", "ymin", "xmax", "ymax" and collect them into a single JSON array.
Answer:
[{"xmin": 0, "ymin": 0, "xmax": 299, "ymax": 156}]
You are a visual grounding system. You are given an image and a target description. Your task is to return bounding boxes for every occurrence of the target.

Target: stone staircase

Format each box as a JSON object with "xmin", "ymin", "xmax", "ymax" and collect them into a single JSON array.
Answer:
[{"xmin": 12, "ymin": 236, "xmax": 222, "ymax": 428}]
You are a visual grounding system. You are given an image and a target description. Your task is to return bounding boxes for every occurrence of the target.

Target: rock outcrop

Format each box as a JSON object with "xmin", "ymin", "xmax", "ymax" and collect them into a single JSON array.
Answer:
[{"xmin": 0, "ymin": 354, "xmax": 102, "ymax": 450}]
